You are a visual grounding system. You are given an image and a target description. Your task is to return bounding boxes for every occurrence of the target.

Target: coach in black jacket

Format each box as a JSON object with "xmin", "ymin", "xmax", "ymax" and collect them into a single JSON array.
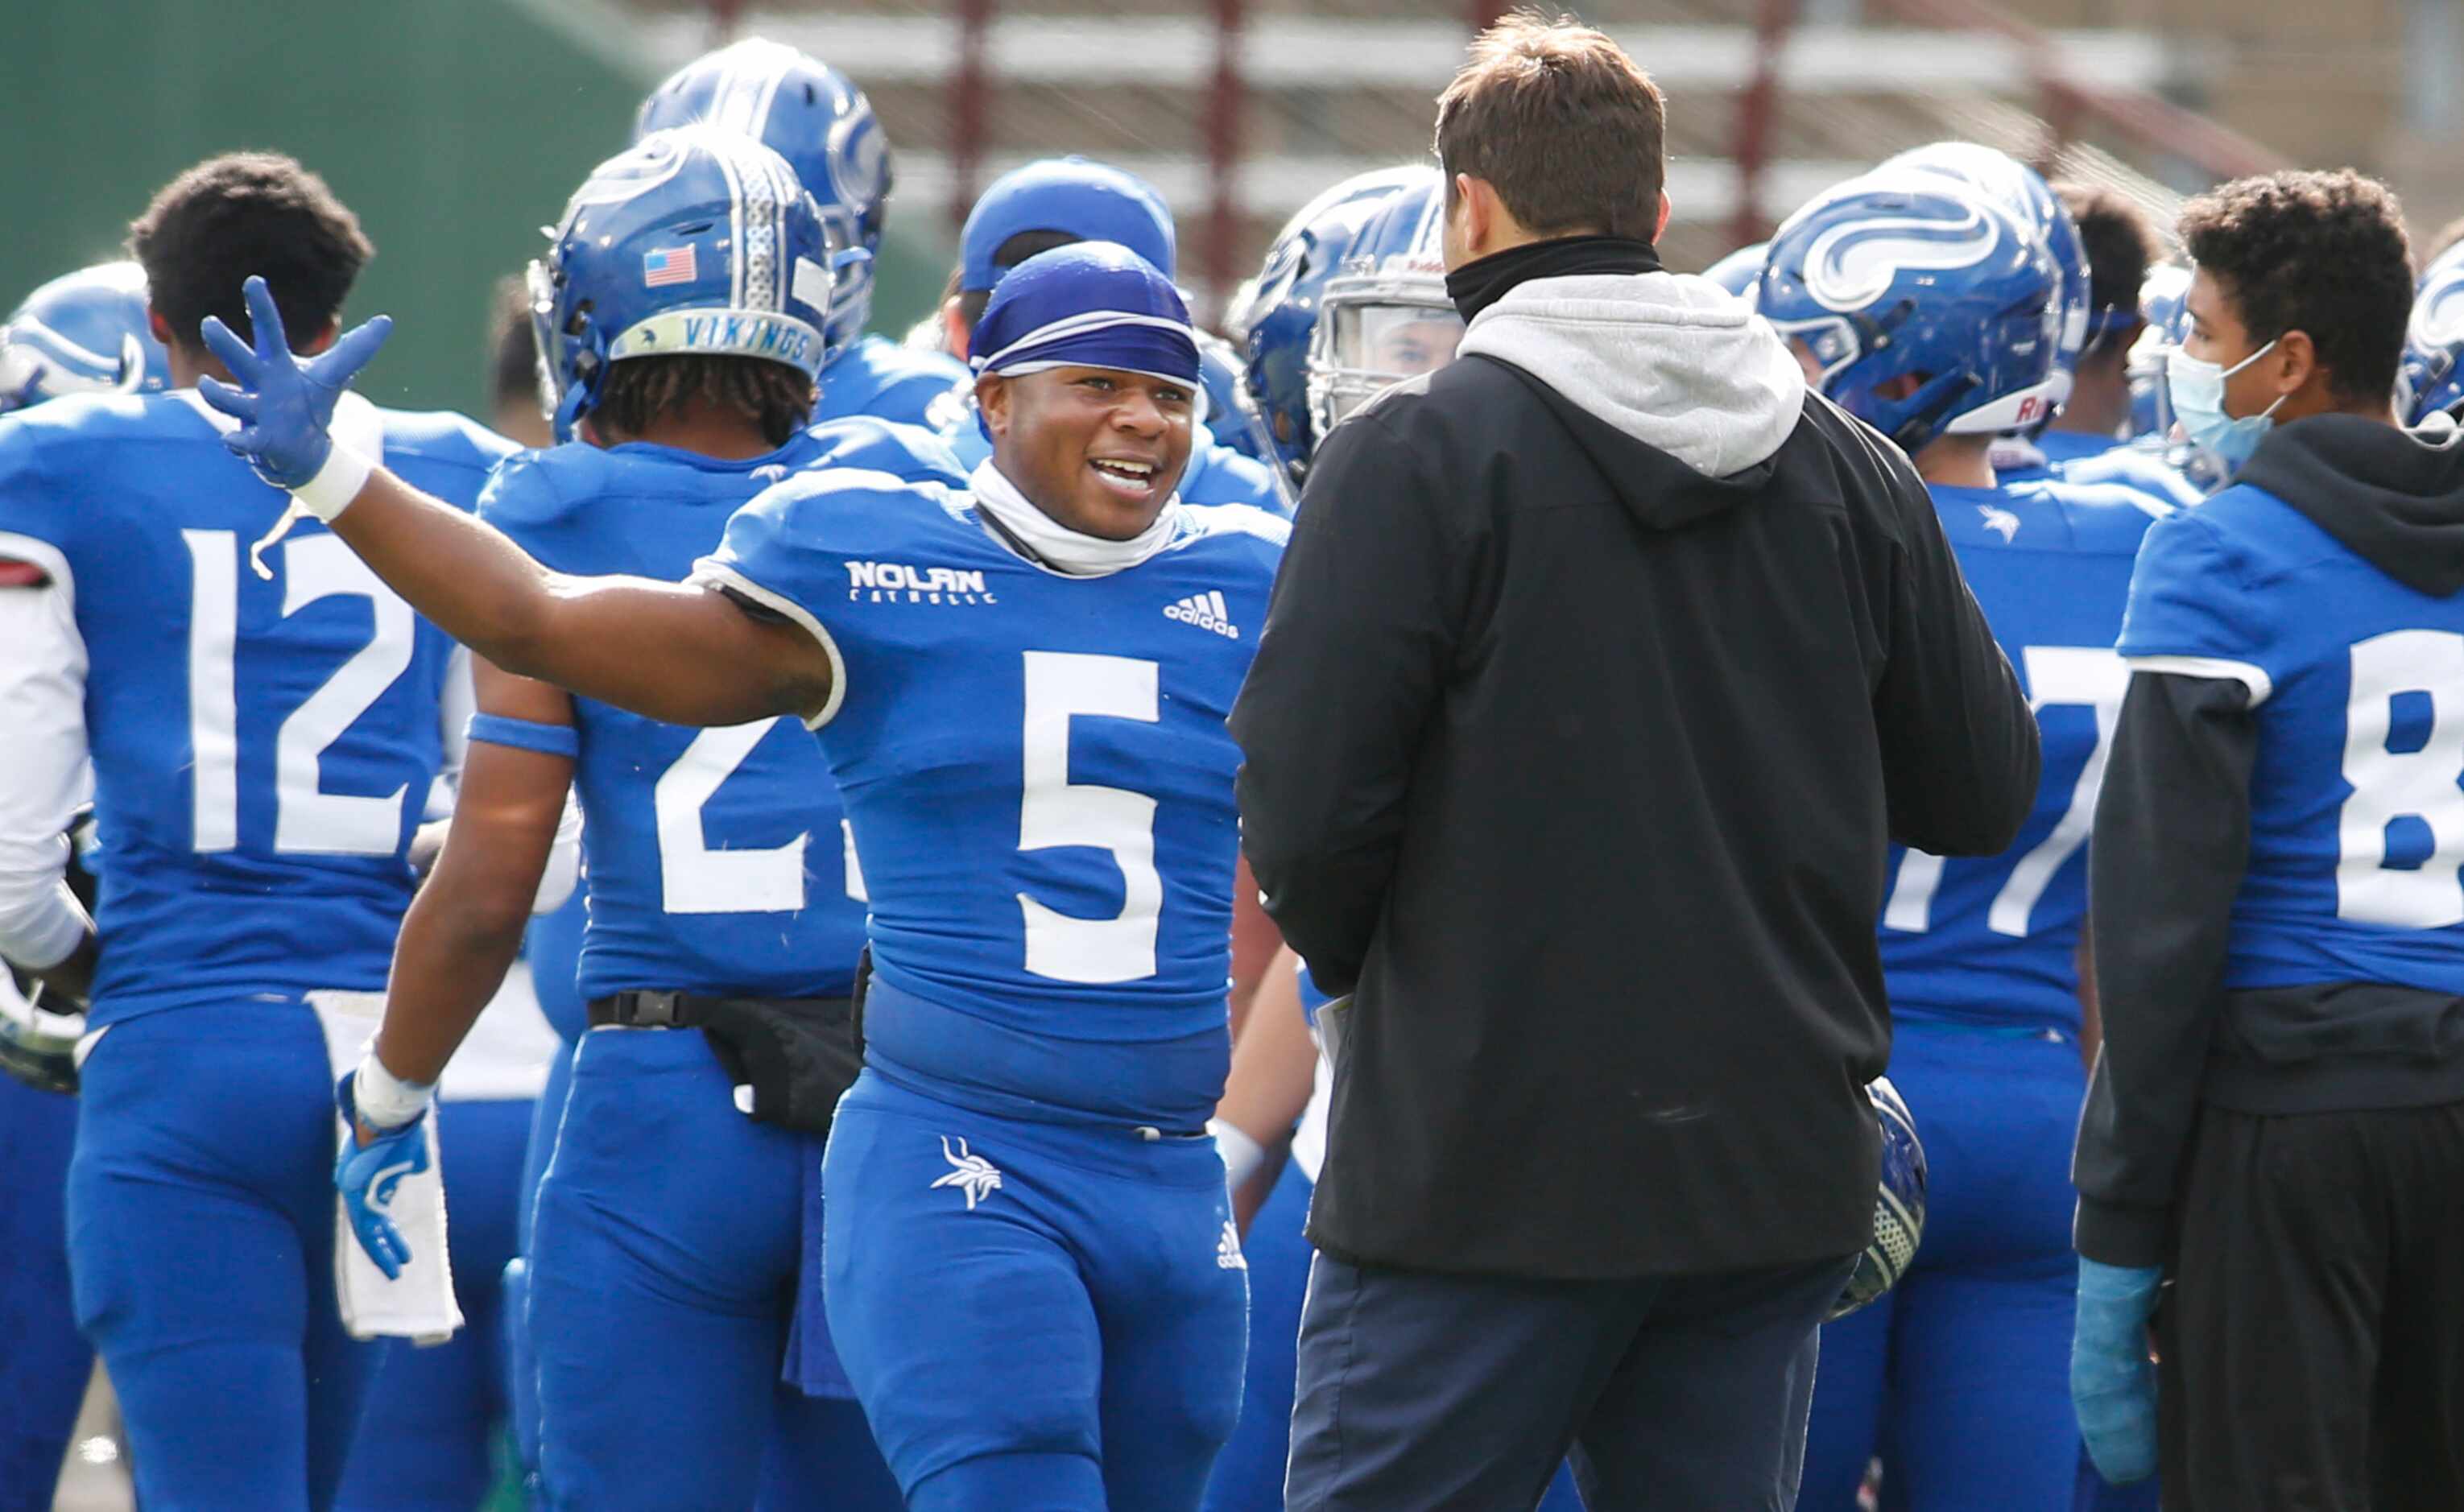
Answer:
[{"xmin": 1230, "ymin": 17, "xmax": 2038, "ymax": 1509}]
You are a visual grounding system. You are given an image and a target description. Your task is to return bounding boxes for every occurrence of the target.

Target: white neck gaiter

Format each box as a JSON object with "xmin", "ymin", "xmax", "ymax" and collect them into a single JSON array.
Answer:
[{"xmin": 969, "ymin": 458, "xmax": 1184, "ymax": 577}]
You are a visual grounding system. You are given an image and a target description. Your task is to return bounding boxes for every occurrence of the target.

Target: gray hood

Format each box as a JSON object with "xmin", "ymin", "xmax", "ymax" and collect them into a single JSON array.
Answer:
[{"xmin": 1457, "ymin": 271, "xmax": 1807, "ymax": 479}]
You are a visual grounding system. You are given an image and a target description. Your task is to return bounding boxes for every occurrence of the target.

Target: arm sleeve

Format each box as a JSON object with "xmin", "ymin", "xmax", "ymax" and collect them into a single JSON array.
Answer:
[
  {"xmin": 1869, "ymin": 456, "xmax": 2042, "ymax": 855},
  {"xmin": 1227, "ymin": 411, "xmax": 1464, "ymax": 996},
  {"xmin": 2073, "ymin": 670, "xmax": 2256, "ymax": 1266},
  {"xmin": 0, "ymin": 534, "xmax": 93, "ymax": 969}
]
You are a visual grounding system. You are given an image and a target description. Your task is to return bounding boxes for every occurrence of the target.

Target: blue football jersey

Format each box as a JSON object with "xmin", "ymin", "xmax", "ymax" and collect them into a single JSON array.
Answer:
[
  {"xmin": 697, "ymin": 469, "xmax": 1286, "ymax": 1116},
  {"xmin": 1878, "ymin": 478, "xmax": 2168, "ymax": 1033},
  {"xmin": 0, "ymin": 392, "xmax": 511, "ymax": 1023},
  {"xmin": 815, "ymin": 333, "xmax": 971, "ymax": 430},
  {"xmin": 2003, "ymin": 428, "xmax": 2206, "ymax": 511},
  {"xmin": 2119, "ymin": 483, "xmax": 2464, "ymax": 991},
  {"xmin": 937, "ymin": 401, "xmax": 1287, "ymax": 514},
  {"xmin": 482, "ymin": 419, "xmax": 954, "ymax": 1002}
]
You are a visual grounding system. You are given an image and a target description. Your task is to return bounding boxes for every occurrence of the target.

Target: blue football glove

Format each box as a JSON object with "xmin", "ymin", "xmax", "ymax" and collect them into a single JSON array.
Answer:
[
  {"xmin": 195, "ymin": 275, "xmax": 391, "ymax": 489},
  {"xmin": 2071, "ymin": 1258, "xmax": 2164, "ymax": 1484},
  {"xmin": 334, "ymin": 1069, "xmax": 430, "ymax": 1281}
]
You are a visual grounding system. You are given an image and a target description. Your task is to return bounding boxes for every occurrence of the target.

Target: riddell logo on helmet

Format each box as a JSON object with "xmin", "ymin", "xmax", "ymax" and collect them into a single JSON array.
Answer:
[{"xmin": 2015, "ymin": 395, "xmax": 2045, "ymax": 424}]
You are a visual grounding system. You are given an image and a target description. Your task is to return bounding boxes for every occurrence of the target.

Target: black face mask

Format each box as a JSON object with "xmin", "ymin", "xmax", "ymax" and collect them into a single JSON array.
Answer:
[{"xmin": 1445, "ymin": 234, "xmax": 1663, "ymax": 324}]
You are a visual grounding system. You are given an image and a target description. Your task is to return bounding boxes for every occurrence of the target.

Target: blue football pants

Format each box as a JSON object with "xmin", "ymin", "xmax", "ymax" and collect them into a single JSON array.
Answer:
[
  {"xmin": 1800, "ymin": 1023, "xmax": 2086, "ymax": 1512},
  {"xmin": 823, "ymin": 1069, "xmax": 1248, "ymax": 1511},
  {"xmin": 68, "ymin": 1006, "xmax": 385, "ymax": 1512},
  {"xmin": 0, "ymin": 1074, "xmax": 89, "ymax": 1510},
  {"xmin": 526, "ymin": 1026, "xmax": 896, "ymax": 1512},
  {"xmin": 506, "ymin": 1033, "xmax": 575, "ymax": 1505},
  {"xmin": 1200, "ymin": 1159, "xmax": 1584, "ymax": 1512},
  {"xmin": 333, "ymin": 1096, "xmax": 531, "ymax": 1511}
]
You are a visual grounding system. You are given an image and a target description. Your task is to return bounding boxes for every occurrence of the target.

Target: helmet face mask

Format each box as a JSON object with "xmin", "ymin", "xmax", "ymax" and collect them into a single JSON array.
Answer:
[
  {"xmin": 1223, "ymin": 164, "xmax": 1433, "ymax": 488},
  {"xmin": 1305, "ymin": 173, "xmax": 1459, "ymax": 443},
  {"xmin": 531, "ymin": 128, "xmax": 835, "ymax": 444}
]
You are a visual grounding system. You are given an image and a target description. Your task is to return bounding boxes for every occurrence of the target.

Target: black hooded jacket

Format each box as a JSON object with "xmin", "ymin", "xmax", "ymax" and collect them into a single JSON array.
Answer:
[
  {"xmin": 1230, "ymin": 251, "xmax": 2039, "ymax": 1279},
  {"xmin": 2074, "ymin": 414, "xmax": 2464, "ymax": 1269}
]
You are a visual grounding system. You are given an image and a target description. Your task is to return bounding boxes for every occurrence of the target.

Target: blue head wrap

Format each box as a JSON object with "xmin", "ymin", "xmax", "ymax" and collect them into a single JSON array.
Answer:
[{"xmin": 969, "ymin": 243, "xmax": 1200, "ymax": 417}]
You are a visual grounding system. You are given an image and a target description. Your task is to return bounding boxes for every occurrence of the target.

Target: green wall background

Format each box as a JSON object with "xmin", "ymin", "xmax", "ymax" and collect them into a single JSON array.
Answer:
[{"xmin": 0, "ymin": 0, "xmax": 949, "ymax": 419}]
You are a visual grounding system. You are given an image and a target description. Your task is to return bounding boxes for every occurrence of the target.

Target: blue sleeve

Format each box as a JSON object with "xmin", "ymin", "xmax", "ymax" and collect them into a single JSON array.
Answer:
[
  {"xmin": 2115, "ymin": 506, "xmax": 2275, "ymax": 673},
  {"xmin": 803, "ymin": 415, "xmax": 969, "ymax": 483},
  {"xmin": 692, "ymin": 468, "xmax": 931, "ymax": 725},
  {"xmin": 1196, "ymin": 442, "xmax": 1288, "ymax": 515},
  {"xmin": 0, "ymin": 415, "xmax": 84, "ymax": 577}
]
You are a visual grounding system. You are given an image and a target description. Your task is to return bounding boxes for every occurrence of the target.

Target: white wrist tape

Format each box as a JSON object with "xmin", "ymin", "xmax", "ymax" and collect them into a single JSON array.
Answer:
[
  {"xmin": 353, "ymin": 1048, "xmax": 436, "ymax": 1130},
  {"xmin": 1209, "ymin": 1117, "xmax": 1267, "ymax": 1190},
  {"xmin": 291, "ymin": 443, "xmax": 374, "ymax": 523}
]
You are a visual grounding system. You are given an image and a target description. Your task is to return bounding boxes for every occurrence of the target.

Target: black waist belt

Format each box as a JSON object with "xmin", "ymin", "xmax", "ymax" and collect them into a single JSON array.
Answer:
[
  {"xmin": 587, "ymin": 989, "xmax": 844, "ymax": 1030},
  {"xmin": 585, "ymin": 989, "xmax": 861, "ymax": 1135}
]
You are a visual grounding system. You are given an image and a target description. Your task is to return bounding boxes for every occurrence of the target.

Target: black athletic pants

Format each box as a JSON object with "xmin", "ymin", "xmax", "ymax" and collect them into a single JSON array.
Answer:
[{"xmin": 2159, "ymin": 1098, "xmax": 2464, "ymax": 1510}]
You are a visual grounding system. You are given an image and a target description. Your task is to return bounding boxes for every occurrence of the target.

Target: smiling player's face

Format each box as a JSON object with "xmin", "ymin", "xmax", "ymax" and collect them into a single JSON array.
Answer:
[{"xmin": 983, "ymin": 366, "xmax": 1196, "ymax": 540}]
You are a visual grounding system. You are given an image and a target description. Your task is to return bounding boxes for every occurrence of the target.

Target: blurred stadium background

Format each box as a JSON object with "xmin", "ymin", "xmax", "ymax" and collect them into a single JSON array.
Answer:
[
  {"xmin": 2, "ymin": 1, "xmax": 2454, "ymax": 1506},
  {"xmin": 2, "ymin": 0, "xmax": 2456, "ymax": 426}
]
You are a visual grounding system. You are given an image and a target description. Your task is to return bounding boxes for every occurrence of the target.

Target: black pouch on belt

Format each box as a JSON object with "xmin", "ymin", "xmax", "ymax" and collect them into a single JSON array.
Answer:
[{"xmin": 692, "ymin": 994, "xmax": 862, "ymax": 1135}]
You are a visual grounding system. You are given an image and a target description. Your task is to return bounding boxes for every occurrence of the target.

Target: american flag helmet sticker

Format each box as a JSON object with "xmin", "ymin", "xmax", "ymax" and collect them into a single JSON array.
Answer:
[{"xmin": 643, "ymin": 246, "xmax": 698, "ymax": 287}]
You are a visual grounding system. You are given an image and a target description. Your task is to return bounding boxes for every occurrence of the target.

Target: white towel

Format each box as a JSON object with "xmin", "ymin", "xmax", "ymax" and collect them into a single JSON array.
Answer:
[{"xmin": 310, "ymin": 989, "xmax": 463, "ymax": 1345}]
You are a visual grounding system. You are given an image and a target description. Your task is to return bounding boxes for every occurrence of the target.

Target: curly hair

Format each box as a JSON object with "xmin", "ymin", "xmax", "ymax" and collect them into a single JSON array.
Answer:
[
  {"xmin": 2177, "ymin": 169, "xmax": 2412, "ymax": 403},
  {"xmin": 2056, "ymin": 182, "xmax": 2159, "ymax": 357},
  {"xmin": 129, "ymin": 153, "xmax": 373, "ymax": 356},
  {"xmin": 592, "ymin": 354, "xmax": 815, "ymax": 447}
]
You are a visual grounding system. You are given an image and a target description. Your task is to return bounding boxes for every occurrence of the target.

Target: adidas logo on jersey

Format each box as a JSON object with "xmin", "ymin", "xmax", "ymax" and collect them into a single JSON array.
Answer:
[
  {"xmin": 1217, "ymin": 1220, "xmax": 1246, "ymax": 1270},
  {"xmin": 1165, "ymin": 591, "xmax": 1239, "ymax": 638},
  {"xmin": 845, "ymin": 560, "xmax": 997, "ymax": 606}
]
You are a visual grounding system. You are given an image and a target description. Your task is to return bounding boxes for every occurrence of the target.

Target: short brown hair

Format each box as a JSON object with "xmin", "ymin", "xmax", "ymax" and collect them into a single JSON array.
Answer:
[
  {"xmin": 2055, "ymin": 182, "xmax": 2160, "ymax": 355},
  {"xmin": 2178, "ymin": 169, "xmax": 2412, "ymax": 405},
  {"xmin": 1435, "ymin": 11, "xmax": 1665, "ymax": 243},
  {"xmin": 129, "ymin": 152, "xmax": 372, "ymax": 356}
]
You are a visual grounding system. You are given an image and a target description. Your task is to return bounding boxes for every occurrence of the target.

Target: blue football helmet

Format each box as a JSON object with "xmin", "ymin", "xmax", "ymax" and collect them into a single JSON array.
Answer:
[
  {"xmin": 959, "ymin": 157, "xmax": 1177, "ymax": 292},
  {"xmin": 1223, "ymin": 165, "xmax": 1428, "ymax": 485},
  {"xmin": 1833, "ymin": 1076, "xmax": 1927, "ymax": 1320},
  {"xmin": 1759, "ymin": 175, "xmax": 2061, "ymax": 452},
  {"xmin": 634, "ymin": 38, "xmax": 890, "ymax": 353},
  {"xmin": 1308, "ymin": 170, "xmax": 1461, "ymax": 441},
  {"xmin": 1883, "ymin": 143, "xmax": 2091, "ymax": 404},
  {"xmin": 0, "ymin": 262, "xmax": 172, "ymax": 412},
  {"xmin": 2399, "ymin": 240, "xmax": 2464, "ymax": 427},
  {"xmin": 1702, "ymin": 241, "xmax": 1769, "ymax": 304},
  {"xmin": 529, "ymin": 126, "xmax": 837, "ymax": 444}
]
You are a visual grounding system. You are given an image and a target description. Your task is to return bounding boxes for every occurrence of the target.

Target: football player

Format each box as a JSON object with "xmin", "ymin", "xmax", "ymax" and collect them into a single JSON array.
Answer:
[
  {"xmin": 1758, "ymin": 171, "xmax": 2169, "ymax": 1512},
  {"xmin": 0, "ymin": 259, "xmax": 167, "ymax": 1512},
  {"xmin": 929, "ymin": 156, "xmax": 1285, "ymax": 514},
  {"xmin": 325, "ymin": 129, "xmax": 907, "ymax": 1512},
  {"xmin": 208, "ymin": 234, "xmax": 1281, "ymax": 1511},
  {"xmin": 633, "ymin": 37, "xmax": 970, "ymax": 431},
  {"xmin": 2073, "ymin": 168, "xmax": 2464, "ymax": 1510},
  {"xmin": 0, "ymin": 154, "xmax": 517, "ymax": 1511}
]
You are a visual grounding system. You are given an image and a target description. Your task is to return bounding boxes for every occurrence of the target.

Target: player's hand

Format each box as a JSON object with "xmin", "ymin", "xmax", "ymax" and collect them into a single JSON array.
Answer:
[
  {"xmin": 195, "ymin": 276, "xmax": 391, "ymax": 490},
  {"xmin": 334, "ymin": 1068, "xmax": 430, "ymax": 1280},
  {"xmin": 2071, "ymin": 1258, "xmax": 2164, "ymax": 1483}
]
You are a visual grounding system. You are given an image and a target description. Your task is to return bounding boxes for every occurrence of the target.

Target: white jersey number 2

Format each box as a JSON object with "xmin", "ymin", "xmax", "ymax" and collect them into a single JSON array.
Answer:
[{"xmin": 1017, "ymin": 651, "xmax": 1163, "ymax": 984}]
